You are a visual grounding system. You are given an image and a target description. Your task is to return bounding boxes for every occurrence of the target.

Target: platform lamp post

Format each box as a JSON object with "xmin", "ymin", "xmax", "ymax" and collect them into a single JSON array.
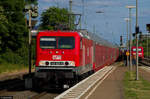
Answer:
[
  {"xmin": 95, "ymin": 10, "xmax": 104, "ymax": 33},
  {"xmin": 124, "ymin": 18, "xmax": 129, "ymax": 67},
  {"xmin": 135, "ymin": 0, "xmax": 139, "ymax": 80},
  {"xmin": 126, "ymin": 5, "xmax": 136, "ymax": 71},
  {"xmin": 95, "ymin": 10, "xmax": 104, "ymax": 34}
]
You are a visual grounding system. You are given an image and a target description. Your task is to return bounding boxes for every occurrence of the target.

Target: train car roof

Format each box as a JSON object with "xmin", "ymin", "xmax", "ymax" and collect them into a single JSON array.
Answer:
[
  {"xmin": 77, "ymin": 29, "xmax": 118, "ymax": 48},
  {"xmin": 37, "ymin": 30, "xmax": 79, "ymax": 36}
]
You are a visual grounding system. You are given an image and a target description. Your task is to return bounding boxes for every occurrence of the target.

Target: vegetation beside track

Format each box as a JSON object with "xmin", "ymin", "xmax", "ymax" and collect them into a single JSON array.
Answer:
[
  {"xmin": 123, "ymin": 71, "xmax": 150, "ymax": 99},
  {"xmin": 0, "ymin": 63, "xmax": 28, "ymax": 74}
]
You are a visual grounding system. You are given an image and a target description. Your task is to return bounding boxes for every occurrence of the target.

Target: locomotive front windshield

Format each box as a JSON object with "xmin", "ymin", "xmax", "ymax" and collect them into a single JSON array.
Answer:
[
  {"xmin": 40, "ymin": 36, "xmax": 75, "ymax": 49},
  {"xmin": 132, "ymin": 48, "xmax": 142, "ymax": 52}
]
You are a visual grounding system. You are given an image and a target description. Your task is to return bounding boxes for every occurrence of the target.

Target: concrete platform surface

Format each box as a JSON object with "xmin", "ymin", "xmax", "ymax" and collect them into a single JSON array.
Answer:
[{"xmin": 86, "ymin": 66, "xmax": 127, "ymax": 99}]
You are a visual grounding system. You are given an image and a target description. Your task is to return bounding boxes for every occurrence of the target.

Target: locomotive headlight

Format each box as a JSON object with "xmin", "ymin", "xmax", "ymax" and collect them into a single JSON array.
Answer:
[
  {"xmin": 45, "ymin": 61, "xmax": 49, "ymax": 65},
  {"xmin": 70, "ymin": 61, "xmax": 75, "ymax": 66},
  {"xmin": 65, "ymin": 61, "xmax": 69, "ymax": 66},
  {"xmin": 39, "ymin": 61, "xmax": 45, "ymax": 66}
]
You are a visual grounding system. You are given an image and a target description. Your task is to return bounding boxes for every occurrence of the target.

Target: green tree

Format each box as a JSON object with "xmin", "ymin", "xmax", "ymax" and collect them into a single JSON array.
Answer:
[
  {"xmin": 0, "ymin": 0, "xmax": 29, "ymax": 65},
  {"xmin": 0, "ymin": 0, "xmax": 28, "ymax": 52},
  {"xmin": 25, "ymin": 0, "xmax": 38, "ymax": 5},
  {"xmin": 0, "ymin": 6, "xmax": 8, "ymax": 52},
  {"xmin": 40, "ymin": 7, "xmax": 75, "ymax": 30}
]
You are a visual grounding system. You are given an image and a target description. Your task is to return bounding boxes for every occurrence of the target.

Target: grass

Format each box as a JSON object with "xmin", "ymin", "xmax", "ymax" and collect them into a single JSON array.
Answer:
[
  {"xmin": 0, "ymin": 62, "xmax": 28, "ymax": 74},
  {"xmin": 123, "ymin": 71, "xmax": 150, "ymax": 99}
]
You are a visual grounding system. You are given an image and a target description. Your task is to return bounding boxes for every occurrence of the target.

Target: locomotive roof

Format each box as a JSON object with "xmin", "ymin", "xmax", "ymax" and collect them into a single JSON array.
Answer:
[
  {"xmin": 36, "ymin": 30, "xmax": 118, "ymax": 48},
  {"xmin": 77, "ymin": 29, "xmax": 118, "ymax": 48}
]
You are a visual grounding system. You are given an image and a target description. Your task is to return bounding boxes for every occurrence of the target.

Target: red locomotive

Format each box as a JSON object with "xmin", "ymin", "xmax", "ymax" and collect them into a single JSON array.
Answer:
[
  {"xmin": 131, "ymin": 46, "xmax": 144, "ymax": 59},
  {"xmin": 34, "ymin": 30, "xmax": 119, "ymax": 89}
]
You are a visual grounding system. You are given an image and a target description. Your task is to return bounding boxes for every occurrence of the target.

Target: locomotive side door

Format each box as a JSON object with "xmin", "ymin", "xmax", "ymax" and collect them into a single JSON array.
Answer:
[
  {"xmin": 91, "ymin": 46, "xmax": 94, "ymax": 65},
  {"xmin": 83, "ymin": 45, "xmax": 85, "ymax": 66},
  {"xmin": 92, "ymin": 42, "xmax": 95, "ymax": 69}
]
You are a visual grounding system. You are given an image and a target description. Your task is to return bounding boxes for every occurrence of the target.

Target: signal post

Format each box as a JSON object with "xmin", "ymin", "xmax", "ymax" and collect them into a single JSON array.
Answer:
[{"xmin": 24, "ymin": 5, "xmax": 38, "ymax": 89}]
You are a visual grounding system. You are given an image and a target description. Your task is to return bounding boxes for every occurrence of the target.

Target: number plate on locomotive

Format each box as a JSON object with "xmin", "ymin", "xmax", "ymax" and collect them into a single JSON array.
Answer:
[
  {"xmin": 50, "ymin": 62, "xmax": 64, "ymax": 65},
  {"xmin": 52, "ymin": 55, "xmax": 62, "ymax": 60}
]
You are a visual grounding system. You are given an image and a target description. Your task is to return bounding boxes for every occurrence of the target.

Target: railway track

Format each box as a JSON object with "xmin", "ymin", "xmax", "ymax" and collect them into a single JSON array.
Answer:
[
  {"xmin": 29, "ymin": 91, "xmax": 58, "ymax": 99},
  {"xmin": 140, "ymin": 57, "xmax": 150, "ymax": 66},
  {"xmin": 0, "ymin": 78, "xmax": 25, "ymax": 91},
  {"xmin": 0, "ymin": 90, "xmax": 7, "ymax": 95},
  {"xmin": 0, "ymin": 87, "xmax": 58, "ymax": 99},
  {"xmin": 139, "ymin": 66, "xmax": 150, "ymax": 73},
  {"xmin": 0, "ymin": 62, "xmax": 121, "ymax": 99},
  {"xmin": 29, "ymin": 92, "xmax": 47, "ymax": 99},
  {"xmin": 0, "ymin": 89, "xmax": 59, "ymax": 99},
  {"xmin": 0, "ymin": 74, "xmax": 59, "ymax": 99}
]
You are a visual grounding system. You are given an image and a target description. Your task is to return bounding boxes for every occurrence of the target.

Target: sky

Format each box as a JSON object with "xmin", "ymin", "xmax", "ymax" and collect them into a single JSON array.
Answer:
[{"xmin": 38, "ymin": 0, "xmax": 150, "ymax": 45}]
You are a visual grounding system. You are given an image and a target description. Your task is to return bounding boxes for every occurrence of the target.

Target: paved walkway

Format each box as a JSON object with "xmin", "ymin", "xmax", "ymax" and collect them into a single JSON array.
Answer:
[{"xmin": 87, "ymin": 66, "xmax": 127, "ymax": 99}]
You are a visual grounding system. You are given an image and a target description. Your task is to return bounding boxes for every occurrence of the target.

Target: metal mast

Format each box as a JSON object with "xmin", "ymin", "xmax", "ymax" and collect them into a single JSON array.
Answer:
[
  {"xmin": 135, "ymin": 0, "xmax": 139, "ymax": 80},
  {"xmin": 69, "ymin": 0, "xmax": 72, "ymax": 29}
]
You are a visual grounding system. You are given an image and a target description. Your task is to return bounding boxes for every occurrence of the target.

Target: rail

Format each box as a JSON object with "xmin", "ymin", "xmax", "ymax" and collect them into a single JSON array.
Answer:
[
  {"xmin": 140, "ymin": 58, "xmax": 150, "ymax": 66},
  {"xmin": 140, "ymin": 66, "xmax": 150, "ymax": 73},
  {"xmin": 29, "ymin": 92, "xmax": 47, "ymax": 99},
  {"xmin": 0, "ymin": 78, "xmax": 24, "ymax": 90}
]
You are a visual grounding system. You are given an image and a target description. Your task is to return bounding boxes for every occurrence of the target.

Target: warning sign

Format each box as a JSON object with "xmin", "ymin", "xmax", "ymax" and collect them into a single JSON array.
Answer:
[{"xmin": 126, "ymin": 51, "xmax": 130, "ymax": 56}]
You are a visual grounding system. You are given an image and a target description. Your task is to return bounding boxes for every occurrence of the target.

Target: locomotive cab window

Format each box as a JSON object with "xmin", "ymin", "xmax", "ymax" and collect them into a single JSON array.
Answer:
[
  {"xmin": 132, "ymin": 48, "xmax": 142, "ymax": 52},
  {"xmin": 40, "ymin": 36, "xmax": 75, "ymax": 49},
  {"xmin": 138, "ymin": 48, "xmax": 142, "ymax": 51},
  {"xmin": 40, "ymin": 37, "xmax": 56, "ymax": 49},
  {"xmin": 58, "ymin": 37, "xmax": 75, "ymax": 49}
]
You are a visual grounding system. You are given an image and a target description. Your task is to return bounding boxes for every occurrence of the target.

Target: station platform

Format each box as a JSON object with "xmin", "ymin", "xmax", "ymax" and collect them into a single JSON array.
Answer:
[
  {"xmin": 55, "ymin": 64, "xmax": 150, "ymax": 99},
  {"xmin": 84, "ymin": 66, "xmax": 126, "ymax": 99},
  {"xmin": 83, "ymin": 66, "xmax": 150, "ymax": 99}
]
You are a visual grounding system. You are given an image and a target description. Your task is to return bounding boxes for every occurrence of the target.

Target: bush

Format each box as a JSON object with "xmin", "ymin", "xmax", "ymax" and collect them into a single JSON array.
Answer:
[
  {"xmin": 0, "ymin": 48, "xmax": 29, "ymax": 65},
  {"xmin": 0, "ymin": 50, "xmax": 20, "ymax": 64}
]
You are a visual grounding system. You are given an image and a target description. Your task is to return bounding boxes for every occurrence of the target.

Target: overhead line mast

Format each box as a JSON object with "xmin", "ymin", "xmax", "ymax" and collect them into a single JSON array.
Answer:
[
  {"xmin": 69, "ymin": 0, "xmax": 72, "ymax": 29},
  {"xmin": 135, "ymin": 0, "xmax": 139, "ymax": 81},
  {"xmin": 68, "ymin": 0, "xmax": 82, "ymax": 30}
]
